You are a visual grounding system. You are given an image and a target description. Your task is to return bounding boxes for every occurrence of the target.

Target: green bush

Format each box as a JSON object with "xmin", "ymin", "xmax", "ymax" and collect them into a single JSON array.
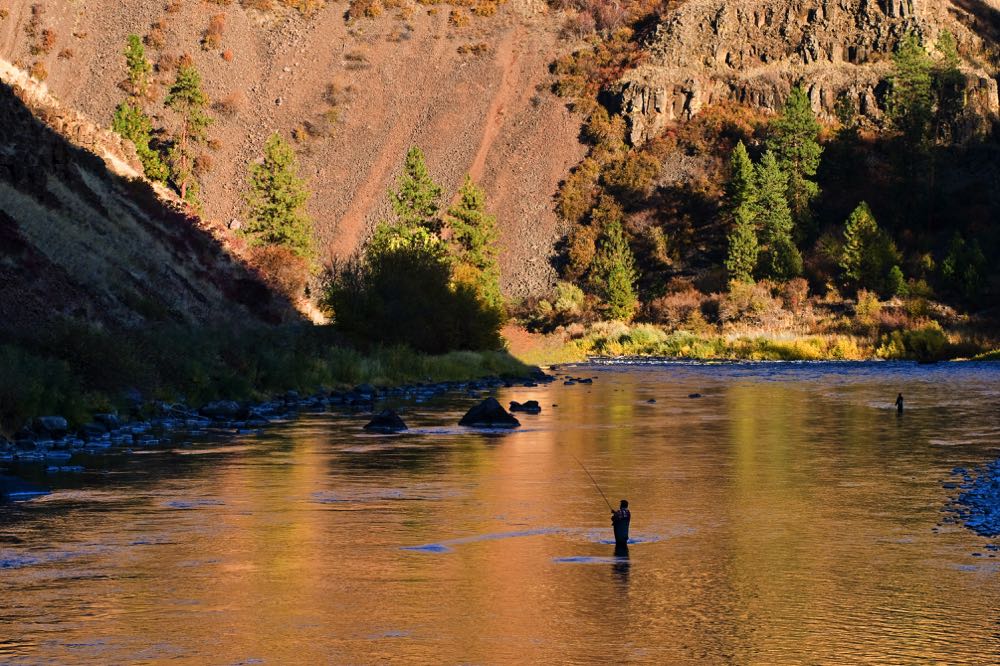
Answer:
[
  {"xmin": 324, "ymin": 242, "xmax": 504, "ymax": 354},
  {"xmin": 877, "ymin": 321, "xmax": 948, "ymax": 361}
]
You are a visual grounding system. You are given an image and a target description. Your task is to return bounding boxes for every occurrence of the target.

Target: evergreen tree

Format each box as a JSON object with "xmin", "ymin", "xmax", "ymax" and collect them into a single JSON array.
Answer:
[
  {"xmin": 112, "ymin": 102, "xmax": 168, "ymax": 182},
  {"xmin": 767, "ymin": 85, "xmax": 823, "ymax": 232},
  {"xmin": 755, "ymin": 151, "xmax": 801, "ymax": 280},
  {"xmin": 589, "ymin": 197, "xmax": 637, "ymax": 320},
  {"xmin": 125, "ymin": 35, "xmax": 151, "ymax": 98},
  {"xmin": 390, "ymin": 146, "xmax": 443, "ymax": 234},
  {"xmin": 244, "ymin": 134, "xmax": 314, "ymax": 258},
  {"xmin": 888, "ymin": 34, "xmax": 934, "ymax": 150},
  {"xmin": 447, "ymin": 175, "xmax": 503, "ymax": 309},
  {"xmin": 724, "ymin": 141, "xmax": 759, "ymax": 283},
  {"xmin": 933, "ymin": 30, "xmax": 966, "ymax": 142},
  {"xmin": 887, "ymin": 265, "xmax": 908, "ymax": 297},
  {"xmin": 840, "ymin": 202, "xmax": 900, "ymax": 294},
  {"xmin": 941, "ymin": 233, "xmax": 986, "ymax": 299},
  {"xmin": 165, "ymin": 64, "xmax": 212, "ymax": 202}
]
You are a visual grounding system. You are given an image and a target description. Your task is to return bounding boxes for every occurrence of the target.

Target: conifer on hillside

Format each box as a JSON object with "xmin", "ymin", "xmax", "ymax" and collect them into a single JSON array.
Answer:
[
  {"xmin": 244, "ymin": 133, "xmax": 314, "ymax": 258},
  {"xmin": 755, "ymin": 151, "xmax": 801, "ymax": 280},
  {"xmin": 768, "ymin": 85, "xmax": 822, "ymax": 233},
  {"xmin": 590, "ymin": 196, "xmax": 637, "ymax": 321},
  {"xmin": 725, "ymin": 141, "xmax": 759, "ymax": 283},
  {"xmin": 447, "ymin": 175, "xmax": 503, "ymax": 309},
  {"xmin": 165, "ymin": 63, "xmax": 211, "ymax": 203}
]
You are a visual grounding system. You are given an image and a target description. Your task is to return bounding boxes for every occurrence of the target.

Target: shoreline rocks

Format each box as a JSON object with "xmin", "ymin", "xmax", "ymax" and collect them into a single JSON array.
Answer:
[{"xmin": 509, "ymin": 400, "xmax": 541, "ymax": 414}]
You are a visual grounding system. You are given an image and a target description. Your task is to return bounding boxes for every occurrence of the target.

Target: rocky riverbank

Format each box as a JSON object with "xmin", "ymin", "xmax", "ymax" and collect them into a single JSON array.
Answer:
[{"xmin": 0, "ymin": 371, "xmax": 554, "ymax": 483}]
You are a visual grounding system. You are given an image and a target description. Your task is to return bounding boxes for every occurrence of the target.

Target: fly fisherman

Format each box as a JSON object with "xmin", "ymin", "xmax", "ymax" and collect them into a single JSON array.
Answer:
[{"xmin": 612, "ymin": 499, "xmax": 630, "ymax": 546}]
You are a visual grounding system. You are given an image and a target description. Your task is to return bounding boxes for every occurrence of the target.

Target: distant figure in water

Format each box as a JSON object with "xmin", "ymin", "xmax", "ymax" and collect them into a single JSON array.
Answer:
[
  {"xmin": 612, "ymin": 499, "xmax": 631, "ymax": 546},
  {"xmin": 895, "ymin": 393, "xmax": 904, "ymax": 415}
]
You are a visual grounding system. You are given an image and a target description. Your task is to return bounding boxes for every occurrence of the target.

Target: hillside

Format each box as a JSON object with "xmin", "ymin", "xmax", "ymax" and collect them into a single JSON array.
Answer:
[
  {"xmin": 0, "ymin": 0, "xmax": 587, "ymax": 296},
  {"xmin": 0, "ymin": 61, "xmax": 295, "ymax": 332}
]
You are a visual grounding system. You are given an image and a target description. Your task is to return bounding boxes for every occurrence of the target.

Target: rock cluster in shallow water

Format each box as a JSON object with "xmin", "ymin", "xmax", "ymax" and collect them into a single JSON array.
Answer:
[{"xmin": 949, "ymin": 460, "xmax": 1000, "ymax": 537}]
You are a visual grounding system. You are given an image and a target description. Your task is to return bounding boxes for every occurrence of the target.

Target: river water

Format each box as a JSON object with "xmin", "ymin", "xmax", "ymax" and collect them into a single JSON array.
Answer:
[{"xmin": 1, "ymin": 361, "xmax": 999, "ymax": 664}]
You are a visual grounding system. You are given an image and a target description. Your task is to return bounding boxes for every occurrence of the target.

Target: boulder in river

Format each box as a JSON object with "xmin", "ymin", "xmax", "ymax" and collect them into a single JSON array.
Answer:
[
  {"xmin": 33, "ymin": 416, "xmax": 68, "ymax": 438},
  {"xmin": 509, "ymin": 400, "xmax": 541, "ymax": 414},
  {"xmin": 364, "ymin": 409, "xmax": 408, "ymax": 433},
  {"xmin": 459, "ymin": 398, "xmax": 520, "ymax": 429}
]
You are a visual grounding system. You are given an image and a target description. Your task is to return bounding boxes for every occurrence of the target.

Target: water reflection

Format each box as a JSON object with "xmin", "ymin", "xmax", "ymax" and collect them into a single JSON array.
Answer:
[{"xmin": 1, "ymin": 362, "xmax": 999, "ymax": 663}]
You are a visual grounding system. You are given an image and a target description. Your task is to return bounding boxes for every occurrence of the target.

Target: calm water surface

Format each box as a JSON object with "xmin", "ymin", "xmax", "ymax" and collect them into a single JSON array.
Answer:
[{"xmin": 2, "ymin": 361, "xmax": 999, "ymax": 664}]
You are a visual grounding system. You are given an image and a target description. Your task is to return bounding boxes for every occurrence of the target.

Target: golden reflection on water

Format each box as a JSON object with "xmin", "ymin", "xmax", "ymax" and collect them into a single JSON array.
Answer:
[{"xmin": 1, "ymin": 363, "xmax": 999, "ymax": 664}]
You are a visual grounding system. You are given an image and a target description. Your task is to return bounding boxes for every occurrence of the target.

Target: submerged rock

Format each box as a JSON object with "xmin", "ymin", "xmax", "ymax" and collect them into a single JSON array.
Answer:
[
  {"xmin": 509, "ymin": 400, "xmax": 541, "ymax": 414},
  {"xmin": 364, "ymin": 409, "xmax": 408, "ymax": 433},
  {"xmin": 459, "ymin": 398, "xmax": 520, "ymax": 429}
]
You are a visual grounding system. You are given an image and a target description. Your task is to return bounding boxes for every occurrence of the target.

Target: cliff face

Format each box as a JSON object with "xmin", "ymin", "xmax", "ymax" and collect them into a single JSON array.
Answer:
[
  {"xmin": 0, "ymin": 66, "xmax": 295, "ymax": 333},
  {"xmin": 620, "ymin": 0, "xmax": 1000, "ymax": 143}
]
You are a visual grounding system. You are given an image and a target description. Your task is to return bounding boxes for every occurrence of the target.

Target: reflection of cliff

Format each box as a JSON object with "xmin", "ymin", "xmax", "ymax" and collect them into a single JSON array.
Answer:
[{"xmin": 620, "ymin": 0, "xmax": 1000, "ymax": 144}]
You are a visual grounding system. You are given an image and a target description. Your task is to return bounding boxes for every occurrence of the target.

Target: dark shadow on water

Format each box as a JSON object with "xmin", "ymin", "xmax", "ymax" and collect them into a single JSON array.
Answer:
[{"xmin": 613, "ymin": 543, "xmax": 631, "ymax": 586}]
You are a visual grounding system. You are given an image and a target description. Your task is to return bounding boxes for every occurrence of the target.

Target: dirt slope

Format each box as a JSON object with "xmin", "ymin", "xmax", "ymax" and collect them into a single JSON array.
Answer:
[
  {"xmin": 0, "ymin": 64, "xmax": 295, "ymax": 333},
  {"xmin": 0, "ymin": 0, "xmax": 587, "ymax": 297}
]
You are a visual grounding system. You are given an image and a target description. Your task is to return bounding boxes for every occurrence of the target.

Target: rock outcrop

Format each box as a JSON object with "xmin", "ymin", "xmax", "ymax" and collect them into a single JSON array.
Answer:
[{"xmin": 619, "ymin": 0, "xmax": 1000, "ymax": 143}]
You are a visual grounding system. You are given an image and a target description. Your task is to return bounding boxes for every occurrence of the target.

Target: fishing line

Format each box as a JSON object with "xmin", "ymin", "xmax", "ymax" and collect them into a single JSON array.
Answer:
[{"xmin": 571, "ymin": 454, "xmax": 614, "ymax": 513}]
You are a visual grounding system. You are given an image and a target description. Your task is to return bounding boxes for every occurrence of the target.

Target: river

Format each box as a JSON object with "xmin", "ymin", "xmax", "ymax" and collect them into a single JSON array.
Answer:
[{"xmin": 1, "ymin": 361, "xmax": 999, "ymax": 664}]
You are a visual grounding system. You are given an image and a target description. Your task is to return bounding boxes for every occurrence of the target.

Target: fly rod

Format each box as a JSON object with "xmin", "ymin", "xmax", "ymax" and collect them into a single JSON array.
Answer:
[{"xmin": 571, "ymin": 454, "xmax": 614, "ymax": 513}]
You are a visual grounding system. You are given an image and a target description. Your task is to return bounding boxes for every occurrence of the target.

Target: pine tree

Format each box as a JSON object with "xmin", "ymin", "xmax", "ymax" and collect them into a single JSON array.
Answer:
[
  {"xmin": 390, "ymin": 146, "xmax": 443, "ymax": 234},
  {"xmin": 589, "ymin": 197, "xmax": 637, "ymax": 321},
  {"xmin": 840, "ymin": 202, "xmax": 900, "ymax": 294},
  {"xmin": 933, "ymin": 30, "xmax": 966, "ymax": 142},
  {"xmin": 447, "ymin": 175, "xmax": 503, "ymax": 309},
  {"xmin": 165, "ymin": 64, "xmax": 212, "ymax": 202},
  {"xmin": 724, "ymin": 141, "xmax": 759, "ymax": 283},
  {"xmin": 755, "ymin": 151, "xmax": 801, "ymax": 280},
  {"xmin": 244, "ymin": 134, "xmax": 314, "ymax": 258},
  {"xmin": 112, "ymin": 102, "xmax": 168, "ymax": 182},
  {"xmin": 888, "ymin": 34, "xmax": 934, "ymax": 150},
  {"xmin": 768, "ymin": 85, "xmax": 823, "ymax": 232},
  {"xmin": 125, "ymin": 35, "xmax": 152, "ymax": 98}
]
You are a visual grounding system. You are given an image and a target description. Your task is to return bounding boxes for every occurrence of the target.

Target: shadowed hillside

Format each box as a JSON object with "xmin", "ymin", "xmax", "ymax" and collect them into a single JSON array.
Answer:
[{"xmin": 0, "ymin": 72, "xmax": 297, "ymax": 333}]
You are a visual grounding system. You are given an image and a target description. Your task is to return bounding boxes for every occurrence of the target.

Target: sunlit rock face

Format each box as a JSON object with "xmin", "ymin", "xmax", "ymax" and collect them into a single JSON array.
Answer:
[{"xmin": 618, "ymin": 0, "xmax": 999, "ymax": 144}]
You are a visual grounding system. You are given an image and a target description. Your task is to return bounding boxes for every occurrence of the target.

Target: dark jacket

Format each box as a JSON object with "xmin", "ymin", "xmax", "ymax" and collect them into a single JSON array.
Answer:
[{"xmin": 612, "ymin": 508, "xmax": 631, "ymax": 545}]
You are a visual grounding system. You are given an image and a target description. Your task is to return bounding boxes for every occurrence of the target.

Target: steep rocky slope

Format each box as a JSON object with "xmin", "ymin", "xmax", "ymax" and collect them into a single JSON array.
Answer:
[
  {"xmin": 0, "ymin": 63, "xmax": 294, "ymax": 333},
  {"xmin": 0, "ymin": 0, "xmax": 587, "ymax": 296},
  {"xmin": 619, "ymin": 0, "xmax": 1000, "ymax": 143}
]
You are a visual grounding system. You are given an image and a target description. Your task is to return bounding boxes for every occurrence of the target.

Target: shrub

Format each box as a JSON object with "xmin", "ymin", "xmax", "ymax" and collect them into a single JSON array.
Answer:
[
  {"xmin": 853, "ymin": 289, "xmax": 882, "ymax": 330},
  {"xmin": 0, "ymin": 9, "xmax": 9, "ymax": 20},
  {"xmin": 222, "ymin": 49, "xmax": 234, "ymax": 61},
  {"xmin": 29, "ymin": 61, "xmax": 47, "ymax": 81},
  {"xmin": 877, "ymin": 322, "xmax": 948, "ymax": 361},
  {"xmin": 166, "ymin": 1, "xmax": 183, "ymax": 12},
  {"xmin": 780, "ymin": 278, "xmax": 809, "ymax": 313},
  {"xmin": 348, "ymin": 0, "xmax": 382, "ymax": 18},
  {"xmin": 249, "ymin": 244, "xmax": 310, "ymax": 301},
  {"xmin": 472, "ymin": 0, "xmax": 497, "ymax": 16},
  {"xmin": 562, "ymin": 10, "xmax": 596, "ymax": 39},
  {"xmin": 58, "ymin": 47, "xmax": 74, "ymax": 59},
  {"xmin": 557, "ymin": 157, "xmax": 600, "ymax": 223},
  {"xmin": 202, "ymin": 13, "xmax": 226, "ymax": 50},
  {"xmin": 645, "ymin": 289, "xmax": 704, "ymax": 329},
  {"xmin": 448, "ymin": 8, "xmax": 469, "ymax": 26},
  {"xmin": 718, "ymin": 281, "xmax": 786, "ymax": 328},
  {"xmin": 213, "ymin": 90, "xmax": 245, "ymax": 116},
  {"xmin": 324, "ymin": 243, "xmax": 504, "ymax": 354},
  {"xmin": 145, "ymin": 26, "xmax": 167, "ymax": 50},
  {"xmin": 242, "ymin": 0, "xmax": 274, "ymax": 9}
]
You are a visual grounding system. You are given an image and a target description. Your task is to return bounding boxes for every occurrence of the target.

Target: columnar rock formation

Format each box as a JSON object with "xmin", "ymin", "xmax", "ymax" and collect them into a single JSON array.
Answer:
[{"xmin": 619, "ymin": 0, "xmax": 1000, "ymax": 143}]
